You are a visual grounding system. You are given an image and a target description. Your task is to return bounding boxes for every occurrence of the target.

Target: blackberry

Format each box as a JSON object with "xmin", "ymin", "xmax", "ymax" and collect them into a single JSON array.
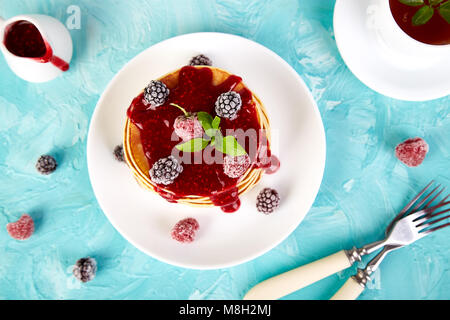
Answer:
[
  {"xmin": 215, "ymin": 91, "xmax": 242, "ymax": 120},
  {"xmin": 256, "ymin": 188, "xmax": 280, "ymax": 214},
  {"xmin": 113, "ymin": 144, "xmax": 125, "ymax": 162},
  {"xmin": 36, "ymin": 155, "xmax": 57, "ymax": 175},
  {"xmin": 143, "ymin": 80, "xmax": 170, "ymax": 107},
  {"xmin": 189, "ymin": 54, "xmax": 212, "ymax": 66},
  {"xmin": 149, "ymin": 155, "xmax": 183, "ymax": 185},
  {"xmin": 73, "ymin": 257, "xmax": 97, "ymax": 283}
]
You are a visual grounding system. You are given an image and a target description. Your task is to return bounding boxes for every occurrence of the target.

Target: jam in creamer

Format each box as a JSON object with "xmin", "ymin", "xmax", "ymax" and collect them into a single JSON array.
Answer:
[
  {"xmin": 4, "ymin": 20, "xmax": 70, "ymax": 71},
  {"xmin": 127, "ymin": 66, "xmax": 278, "ymax": 212}
]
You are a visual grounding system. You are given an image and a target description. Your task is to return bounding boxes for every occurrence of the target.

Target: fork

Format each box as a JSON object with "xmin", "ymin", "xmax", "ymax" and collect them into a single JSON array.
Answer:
[
  {"xmin": 331, "ymin": 191, "xmax": 450, "ymax": 300},
  {"xmin": 243, "ymin": 181, "xmax": 450, "ymax": 300}
]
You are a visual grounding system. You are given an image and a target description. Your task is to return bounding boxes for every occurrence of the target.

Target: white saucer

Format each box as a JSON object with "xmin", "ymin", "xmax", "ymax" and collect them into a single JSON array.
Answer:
[
  {"xmin": 334, "ymin": 0, "xmax": 450, "ymax": 101},
  {"xmin": 87, "ymin": 32, "xmax": 326, "ymax": 269}
]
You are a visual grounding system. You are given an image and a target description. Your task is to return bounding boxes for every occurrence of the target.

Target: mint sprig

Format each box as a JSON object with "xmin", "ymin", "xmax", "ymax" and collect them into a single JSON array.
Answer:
[
  {"xmin": 439, "ymin": 1, "xmax": 450, "ymax": 23},
  {"xmin": 412, "ymin": 5, "xmax": 435, "ymax": 25},
  {"xmin": 399, "ymin": 0, "xmax": 425, "ymax": 6},
  {"xmin": 175, "ymin": 138, "xmax": 210, "ymax": 152},
  {"xmin": 173, "ymin": 108, "xmax": 247, "ymax": 156},
  {"xmin": 398, "ymin": 0, "xmax": 450, "ymax": 26},
  {"xmin": 215, "ymin": 135, "xmax": 247, "ymax": 157}
]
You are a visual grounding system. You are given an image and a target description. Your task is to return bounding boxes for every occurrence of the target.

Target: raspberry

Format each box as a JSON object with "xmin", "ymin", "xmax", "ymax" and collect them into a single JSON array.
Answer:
[
  {"xmin": 171, "ymin": 218, "xmax": 199, "ymax": 243},
  {"xmin": 113, "ymin": 144, "xmax": 125, "ymax": 162},
  {"xmin": 6, "ymin": 214, "xmax": 34, "ymax": 240},
  {"xmin": 189, "ymin": 54, "xmax": 212, "ymax": 66},
  {"xmin": 149, "ymin": 155, "xmax": 183, "ymax": 185},
  {"xmin": 256, "ymin": 188, "xmax": 281, "ymax": 214},
  {"xmin": 395, "ymin": 137, "xmax": 429, "ymax": 167},
  {"xmin": 223, "ymin": 154, "xmax": 251, "ymax": 178},
  {"xmin": 143, "ymin": 80, "xmax": 170, "ymax": 107},
  {"xmin": 215, "ymin": 91, "xmax": 242, "ymax": 120},
  {"xmin": 174, "ymin": 114, "xmax": 204, "ymax": 141},
  {"xmin": 36, "ymin": 155, "xmax": 57, "ymax": 175},
  {"xmin": 73, "ymin": 257, "xmax": 97, "ymax": 283}
]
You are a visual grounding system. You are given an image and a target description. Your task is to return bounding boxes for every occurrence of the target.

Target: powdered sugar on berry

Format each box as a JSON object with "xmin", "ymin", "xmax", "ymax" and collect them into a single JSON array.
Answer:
[
  {"xmin": 6, "ymin": 214, "xmax": 35, "ymax": 240},
  {"xmin": 171, "ymin": 218, "xmax": 200, "ymax": 243},
  {"xmin": 223, "ymin": 154, "xmax": 251, "ymax": 178},
  {"xmin": 395, "ymin": 137, "xmax": 429, "ymax": 167},
  {"xmin": 173, "ymin": 114, "xmax": 204, "ymax": 141}
]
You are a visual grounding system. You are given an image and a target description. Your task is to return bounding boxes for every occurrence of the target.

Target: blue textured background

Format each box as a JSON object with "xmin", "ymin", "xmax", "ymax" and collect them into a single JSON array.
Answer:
[{"xmin": 0, "ymin": 0, "xmax": 449, "ymax": 300}]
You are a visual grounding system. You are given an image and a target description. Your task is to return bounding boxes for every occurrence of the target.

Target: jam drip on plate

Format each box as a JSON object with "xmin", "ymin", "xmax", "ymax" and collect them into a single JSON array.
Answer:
[{"xmin": 128, "ymin": 66, "xmax": 277, "ymax": 212}]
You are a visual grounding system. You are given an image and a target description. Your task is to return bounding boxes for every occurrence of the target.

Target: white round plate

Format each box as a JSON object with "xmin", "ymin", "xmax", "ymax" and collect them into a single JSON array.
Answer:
[
  {"xmin": 334, "ymin": 0, "xmax": 450, "ymax": 101},
  {"xmin": 87, "ymin": 32, "xmax": 326, "ymax": 269}
]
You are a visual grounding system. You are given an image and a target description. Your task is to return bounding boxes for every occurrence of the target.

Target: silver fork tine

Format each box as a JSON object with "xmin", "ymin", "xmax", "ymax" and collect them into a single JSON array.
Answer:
[
  {"xmin": 424, "ymin": 221, "xmax": 450, "ymax": 234},
  {"xmin": 411, "ymin": 184, "xmax": 441, "ymax": 212},
  {"xmin": 438, "ymin": 194, "xmax": 449, "ymax": 205},
  {"xmin": 386, "ymin": 181, "xmax": 435, "ymax": 232},
  {"xmin": 409, "ymin": 198, "xmax": 450, "ymax": 235},
  {"xmin": 416, "ymin": 208, "xmax": 450, "ymax": 227},
  {"xmin": 411, "ymin": 200, "xmax": 450, "ymax": 222},
  {"xmin": 401, "ymin": 181, "xmax": 434, "ymax": 214},
  {"xmin": 423, "ymin": 187, "xmax": 446, "ymax": 209}
]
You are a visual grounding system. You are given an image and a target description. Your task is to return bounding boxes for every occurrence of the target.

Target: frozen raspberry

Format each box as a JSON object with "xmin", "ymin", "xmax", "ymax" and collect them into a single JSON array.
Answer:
[
  {"xmin": 174, "ymin": 114, "xmax": 204, "ymax": 141},
  {"xmin": 73, "ymin": 257, "xmax": 97, "ymax": 283},
  {"xmin": 113, "ymin": 144, "xmax": 125, "ymax": 162},
  {"xmin": 149, "ymin": 155, "xmax": 183, "ymax": 185},
  {"xmin": 36, "ymin": 155, "xmax": 57, "ymax": 175},
  {"xmin": 223, "ymin": 154, "xmax": 251, "ymax": 178},
  {"xmin": 215, "ymin": 91, "xmax": 242, "ymax": 120},
  {"xmin": 6, "ymin": 214, "xmax": 35, "ymax": 240},
  {"xmin": 143, "ymin": 80, "xmax": 170, "ymax": 107},
  {"xmin": 395, "ymin": 137, "xmax": 429, "ymax": 167},
  {"xmin": 256, "ymin": 188, "xmax": 281, "ymax": 214},
  {"xmin": 171, "ymin": 218, "xmax": 199, "ymax": 243},
  {"xmin": 189, "ymin": 54, "xmax": 212, "ymax": 66}
]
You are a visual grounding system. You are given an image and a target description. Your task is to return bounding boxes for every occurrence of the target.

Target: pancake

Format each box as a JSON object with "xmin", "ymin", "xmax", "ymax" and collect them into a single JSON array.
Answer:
[{"xmin": 124, "ymin": 66, "xmax": 270, "ymax": 209}]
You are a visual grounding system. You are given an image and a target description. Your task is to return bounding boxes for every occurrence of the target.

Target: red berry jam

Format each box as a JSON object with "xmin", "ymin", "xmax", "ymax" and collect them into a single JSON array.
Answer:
[
  {"xmin": 4, "ymin": 21, "xmax": 47, "ymax": 58},
  {"xmin": 127, "ymin": 66, "xmax": 272, "ymax": 212},
  {"xmin": 3, "ymin": 20, "xmax": 70, "ymax": 71}
]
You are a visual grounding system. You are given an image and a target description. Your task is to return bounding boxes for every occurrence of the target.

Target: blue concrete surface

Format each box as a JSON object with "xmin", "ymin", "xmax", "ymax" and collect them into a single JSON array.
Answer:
[{"xmin": 0, "ymin": 0, "xmax": 448, "ymax": 300}]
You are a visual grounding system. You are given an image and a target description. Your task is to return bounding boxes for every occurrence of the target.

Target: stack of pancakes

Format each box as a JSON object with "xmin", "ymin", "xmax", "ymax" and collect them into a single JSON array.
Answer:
[{"xmin": 123, "ymin": 66, "xmax": 271, "ymax": 207}]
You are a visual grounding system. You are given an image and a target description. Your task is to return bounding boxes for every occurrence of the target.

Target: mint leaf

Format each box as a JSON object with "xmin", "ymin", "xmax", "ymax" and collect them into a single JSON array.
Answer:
[
  {"xmin": 430, "ymin": 0, "xmax": 444, "ymax": 6},
  {"xmin": 212, "ymin": 130, "xmax": 223, "ymax": 148},
  {"xmin": 176, "ymin": 138, "xmax": 210, "ymax": 152},
  {"xmin": 399, "ymin": 0, "xmax": 425, "ymax": 6},
  {"xmin": 438, "ymin": 1, "xmax": 450, "ymax": 23},
  {"xmin": 205, "ymin": 128, "xmax": 218, "ymax": 137},
  {"xmin": 400, "ymin": 0, "xmax": 425, "ymax": 5},
  {"xmin": 197, "ymin": 111, "xmax": 213, "ymax": 133},
  {"xmin": 212, "ymin": 116, "xmax": 221, "ymax": 130},
  {"xmin": 412, "ymin": 6, "xmax": 434, "ymax": 25},
  {"xmin": 216, "ymin": 136, "xmax": 247, "ymax": 156}
]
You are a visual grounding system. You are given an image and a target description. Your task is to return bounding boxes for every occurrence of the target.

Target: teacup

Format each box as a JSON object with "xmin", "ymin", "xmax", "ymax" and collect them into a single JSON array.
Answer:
[
  {"xmin": 367, "ymin": 0, "xmax": 450, "ymax": 68},
  {"xmin": 0, "ymin": 14, "xmax": 73, "ymax": 83}
]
